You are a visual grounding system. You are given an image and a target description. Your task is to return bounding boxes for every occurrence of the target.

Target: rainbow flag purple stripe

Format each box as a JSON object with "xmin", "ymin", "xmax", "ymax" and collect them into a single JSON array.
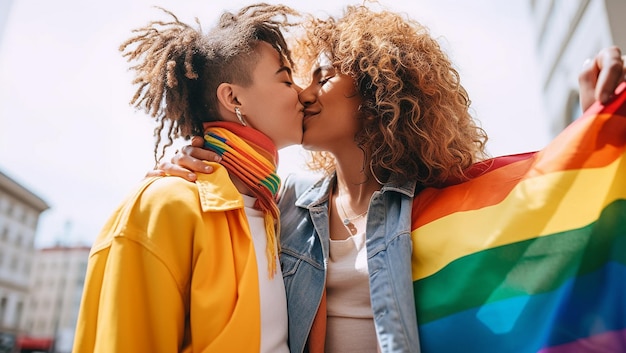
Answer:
[{"xmin": 410, "ymin": 83, "xmax": 626, "ymax": 352}]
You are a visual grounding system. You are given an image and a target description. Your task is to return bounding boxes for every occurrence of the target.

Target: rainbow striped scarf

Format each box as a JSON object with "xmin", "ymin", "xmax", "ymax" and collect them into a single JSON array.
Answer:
[
  {"xmin": 411, "ymin": 83, "xmax": 626, "ymax": 353},
  {"xmin": 203, "ymin": 121, "xmax": 280, "ymax": 276}
]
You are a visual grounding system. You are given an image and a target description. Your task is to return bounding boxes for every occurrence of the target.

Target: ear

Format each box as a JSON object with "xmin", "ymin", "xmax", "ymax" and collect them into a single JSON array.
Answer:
[{"xmin": 216, "ymin": 82, "xmax": 240, "ymax": 114}]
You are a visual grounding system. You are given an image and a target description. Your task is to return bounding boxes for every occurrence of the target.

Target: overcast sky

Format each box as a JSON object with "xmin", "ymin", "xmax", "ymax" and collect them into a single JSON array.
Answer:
[{"xmin": 0, "ymin": 0, "xmax": 550, "ymax": 247}]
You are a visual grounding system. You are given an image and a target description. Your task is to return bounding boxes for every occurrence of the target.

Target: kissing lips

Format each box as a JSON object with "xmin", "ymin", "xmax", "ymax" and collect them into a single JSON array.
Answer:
[{"xmin": 303, "ymin": 109, "xmax": 319, "ymax": 124}]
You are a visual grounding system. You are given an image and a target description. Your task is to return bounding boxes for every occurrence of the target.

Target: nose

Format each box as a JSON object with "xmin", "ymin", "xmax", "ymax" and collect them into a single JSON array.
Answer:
[{"xmin": 298, "ymin": 83, "xmax": 316, "ymax": 107}]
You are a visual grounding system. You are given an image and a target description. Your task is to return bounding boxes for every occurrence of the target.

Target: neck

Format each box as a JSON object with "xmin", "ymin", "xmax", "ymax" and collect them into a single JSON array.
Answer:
[
  {"xmin": 330, "ymin": 160, "xmax": 380, "ymax": 239},
  {"xmin": 333, "ymin": 153, "xmax": 382, "ymax": 213}
]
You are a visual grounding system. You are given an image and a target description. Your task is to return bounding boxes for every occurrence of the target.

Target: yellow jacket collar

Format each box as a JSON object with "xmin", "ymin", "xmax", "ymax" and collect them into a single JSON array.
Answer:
[{"xmin": 196, "ymin": 163, "xmax": 245, "ymax": 212}]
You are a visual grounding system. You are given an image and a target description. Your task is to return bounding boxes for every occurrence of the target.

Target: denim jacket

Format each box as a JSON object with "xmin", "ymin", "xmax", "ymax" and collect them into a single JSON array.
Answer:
[{"xmin": 278, "ymin": 173, "xmax": 422, "ymax": 353}]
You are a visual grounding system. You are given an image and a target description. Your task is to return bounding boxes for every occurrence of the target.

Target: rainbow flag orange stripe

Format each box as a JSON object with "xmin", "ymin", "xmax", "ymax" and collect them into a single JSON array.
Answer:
[{"xmin": 410, "ymin": 83, "xmax": 626, "ymax": 353}]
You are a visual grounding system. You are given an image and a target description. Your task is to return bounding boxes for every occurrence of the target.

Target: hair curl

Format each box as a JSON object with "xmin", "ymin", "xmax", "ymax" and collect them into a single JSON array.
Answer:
[
  {"xmin": 293, "ymin": 4, "xmax": 489, "ymax": 186},
  {"xmin": 120, "ymin": 4, "xmax": 299, "ymax": 165}
]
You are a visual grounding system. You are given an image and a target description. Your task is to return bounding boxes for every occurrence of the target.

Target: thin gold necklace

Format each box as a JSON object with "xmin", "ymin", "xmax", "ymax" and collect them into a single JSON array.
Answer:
[
  {"xmin": 337, "ymin": 195, "xmax": 367, "ymax": 235},
  {"xmin": 338, "ymin": 198, "xmax": 367, "ymax": 225}
]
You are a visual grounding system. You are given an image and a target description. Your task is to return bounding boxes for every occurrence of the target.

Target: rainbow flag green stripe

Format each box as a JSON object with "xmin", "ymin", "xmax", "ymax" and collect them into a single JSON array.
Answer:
[
  {"xmin": 412, "ymin": 156, "xmax": 626, "ymax": 281},
  {"xmin": 410, "ymin": 83, "xmax": 626, "ymax": 352},
  {"xmin": 414, "ymin": 199, "xmax": 626, "ymax": 325}
]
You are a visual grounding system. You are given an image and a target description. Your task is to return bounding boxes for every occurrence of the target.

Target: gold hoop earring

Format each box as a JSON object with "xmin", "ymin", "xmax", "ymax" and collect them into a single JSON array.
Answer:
[{"xmin": 235, "ymin": 107, "xmax": 247, "ymax": 126}]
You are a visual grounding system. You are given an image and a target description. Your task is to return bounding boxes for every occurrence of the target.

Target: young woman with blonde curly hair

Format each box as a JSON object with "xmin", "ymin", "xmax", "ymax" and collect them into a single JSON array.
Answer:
[
  {"xmin": 72, "ymin": 4, "xmax": 305, "ymax": 352},
  {"xmin": 158, "ymin": 4, "xmax": 626, "ymax": 353}
]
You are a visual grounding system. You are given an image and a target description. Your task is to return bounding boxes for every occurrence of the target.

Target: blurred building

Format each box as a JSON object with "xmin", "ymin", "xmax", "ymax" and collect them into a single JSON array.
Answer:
[
  {"xmin": 0, "ymin": 0, "xmax": 14, "ymax": 52},
  {"xmin": 0, "ymin": 170, "xmax": 49, "ymax": 352},
  {"xmin": 528, "ymin": 0, "xmax": 626, "ymax": 135},
  {"xmin": 18, "ymin": 246, "xmax": 89, "ymax": 353}
]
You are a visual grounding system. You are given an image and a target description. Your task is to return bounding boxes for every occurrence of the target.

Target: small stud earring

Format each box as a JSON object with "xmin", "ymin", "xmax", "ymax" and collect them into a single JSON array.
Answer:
[{"xmin": 234, "ymin": 107, "xmax": 247, "ymax": 126}]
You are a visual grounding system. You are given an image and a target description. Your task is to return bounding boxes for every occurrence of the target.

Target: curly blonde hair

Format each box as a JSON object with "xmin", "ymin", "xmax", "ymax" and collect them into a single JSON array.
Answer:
[
  {"xmin": 293, "ymin": 4, "xmax": 488, "ymax": 186},
  {"xmin": 120, "ymin": 4, "xmax": 299, "ymax": 165}
]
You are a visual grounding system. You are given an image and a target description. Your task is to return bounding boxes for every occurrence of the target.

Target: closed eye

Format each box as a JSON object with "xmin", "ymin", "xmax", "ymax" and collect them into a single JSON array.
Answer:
[
  {"xmin": 276, "ymin": 66, "xmax": 295, "ymax": 86},
  {"xmin": 318, "ymin": 65, "xmax": 336, "ymax": 85},
  {"xmin": 319, "ymin": 76, "xmax": 333, "ymax": 85}
]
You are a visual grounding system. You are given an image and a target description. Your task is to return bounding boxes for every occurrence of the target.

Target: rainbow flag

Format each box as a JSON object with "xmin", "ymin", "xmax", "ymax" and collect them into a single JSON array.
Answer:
[{"xmin": 411, "ymin": 83, "xmax": 626, "ymax": 353}]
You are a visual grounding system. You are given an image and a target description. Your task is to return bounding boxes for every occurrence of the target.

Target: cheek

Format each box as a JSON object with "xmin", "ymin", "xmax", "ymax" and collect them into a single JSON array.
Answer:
[
  {"xmin": 276, "ymin": 91, "xmax": 300, "ymax": 114},
  {"xmin": 244, "ymin": 94, "xmax": 265, "ymax": 116},
  {"xmin": 268, "ymin": 92, "xmax": 300, "ymax": 125}
]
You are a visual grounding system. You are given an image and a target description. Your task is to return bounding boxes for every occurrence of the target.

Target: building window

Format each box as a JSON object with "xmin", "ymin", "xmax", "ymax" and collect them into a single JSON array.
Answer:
[
  {"xmin": 23, "ymin": 261, "xmax": 31, "ymax": 277},
  {"xmin": 27, "ymin": 212, "xmax": 37, "ymax": 229},
  {"xmin": 19, "ymin": 208, "xmax": 27, "ymax": 224},
  {"xmin": 14, "ymin": 301, "xmax": 23, "ymax": 326},
  {"xmin": 9, "ymin": 255, "xmax": 18, "ymax": 271},
  {"xmin": 11, "ymin": 204, "xmax": 21, "ymax": 222},
  {"xmin": 0, "ymin": 297, "xmax": 6, "ymax": 325},
  {"xmin": 5, "ymin": 203, "xmax": 13, "ymax": 218}
]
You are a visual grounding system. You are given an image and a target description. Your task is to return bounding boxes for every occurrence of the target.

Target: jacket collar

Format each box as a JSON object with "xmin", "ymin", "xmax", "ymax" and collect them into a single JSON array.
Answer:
[
  {"xmin": 294, "ymin": 172, "xmax": 418, "ymax": 209},
  {"xmin": 196, "ymin": 164, "xmax": 245, "ymax": 212}
]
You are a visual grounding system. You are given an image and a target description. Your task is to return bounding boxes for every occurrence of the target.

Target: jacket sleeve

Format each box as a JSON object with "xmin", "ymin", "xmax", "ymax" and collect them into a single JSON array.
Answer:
[{"xmin": 73, "ymin": 177, "xmax": 198, "ymax": 353}]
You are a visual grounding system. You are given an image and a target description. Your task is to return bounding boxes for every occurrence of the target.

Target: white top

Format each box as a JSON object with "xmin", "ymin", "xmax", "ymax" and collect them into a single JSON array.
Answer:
[
  {"xmin": 326, "ymin": 231, "xmax": 380, "ymax": 352},
  {"xmin": 242, "ymin": 194, "xmax": 289, "ymax": 353}
]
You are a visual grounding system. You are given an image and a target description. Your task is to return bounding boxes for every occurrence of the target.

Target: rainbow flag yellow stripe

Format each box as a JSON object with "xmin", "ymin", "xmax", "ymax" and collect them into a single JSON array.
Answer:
[{"xmin": 410, "ymin": 83, "xmax": 626, "ymax": 352}]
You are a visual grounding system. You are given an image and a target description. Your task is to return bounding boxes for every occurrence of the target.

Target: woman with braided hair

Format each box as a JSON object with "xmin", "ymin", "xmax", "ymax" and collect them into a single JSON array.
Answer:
[{"xmin": 72, "ymin": 4, "xmax": 303, "ymax": 352}]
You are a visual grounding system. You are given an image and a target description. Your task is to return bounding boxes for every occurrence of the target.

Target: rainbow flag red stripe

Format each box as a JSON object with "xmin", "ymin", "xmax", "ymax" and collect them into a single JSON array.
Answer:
[{"xmin": 410, "ymin": 83, "xmax": 626, "ymax": 353}]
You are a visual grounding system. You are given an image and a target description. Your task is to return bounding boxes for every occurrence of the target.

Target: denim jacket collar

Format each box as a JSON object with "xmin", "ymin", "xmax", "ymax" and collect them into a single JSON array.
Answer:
[{"xmin": 294, "ymin": 172, "xmax": 417, "ymax": 210}]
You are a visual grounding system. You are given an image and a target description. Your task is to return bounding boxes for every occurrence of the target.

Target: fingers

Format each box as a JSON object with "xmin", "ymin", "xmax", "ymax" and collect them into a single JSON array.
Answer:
[
  {"xmin": 191, "ymin": 135, "xmax": 204, "ymax": 147},
  {"xmin": 145, "ymin": 169, "xmax": 166, "ymax": 178},
  {"xmin": 146, "ymin": 137, "xmax": 223, "ymax": 182},
  {"xmin": 168, "ymin": 142, "xmax": 222, "ymax": 176},
  {"xmin": 595, "ymin": 46, "xmax": 624, "ymax": 103},
  {"xmin": 179, "ymin": 145, "xmax": 218, "ymax": 162},
  {"xmin": 169, "ymin": 151, "xmax": 211, "ymax": 176},
  {"xmin": 170, "ymin": 139, "xmax": 222, "ymax": 174},
  {"xmin": 180, "ymin": 136, "xmax": 220, "ymax": 162},
  {"xmin": 579, "ymin": 46, "xmax": 624, "ymax": 111},
  {"xmin": 579, "ymin": 57, "xmax": 600, "ymax": 111},
  {"xmin": 157, "ymin": 161, "xmax": 198, "ymax": 182},
  {"xmin": 145, "ymin": 162, "xmax": 190, "ymax": 181}
]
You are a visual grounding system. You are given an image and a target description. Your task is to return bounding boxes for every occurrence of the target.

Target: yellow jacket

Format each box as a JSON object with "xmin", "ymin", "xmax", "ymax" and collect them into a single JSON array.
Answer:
[{"xmin": 73, "ymin": 164, "xmax": 261, "ymax": 352}]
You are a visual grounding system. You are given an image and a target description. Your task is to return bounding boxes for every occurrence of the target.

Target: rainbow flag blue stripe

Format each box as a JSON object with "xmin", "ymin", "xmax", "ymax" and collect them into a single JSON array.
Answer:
[{"xmin": 410, "ymin": 83, "xmax": 626, "ymax": 352}]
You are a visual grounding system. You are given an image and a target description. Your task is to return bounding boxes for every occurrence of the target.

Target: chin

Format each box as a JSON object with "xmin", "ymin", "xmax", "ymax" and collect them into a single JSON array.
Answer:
[
  {"xmin": 300, "ymin": 141, "xmax": 321, "ymax": 152},
  {"xmin": 301, "ymin": 132, "xmax": 323, "ymax": 150}
]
